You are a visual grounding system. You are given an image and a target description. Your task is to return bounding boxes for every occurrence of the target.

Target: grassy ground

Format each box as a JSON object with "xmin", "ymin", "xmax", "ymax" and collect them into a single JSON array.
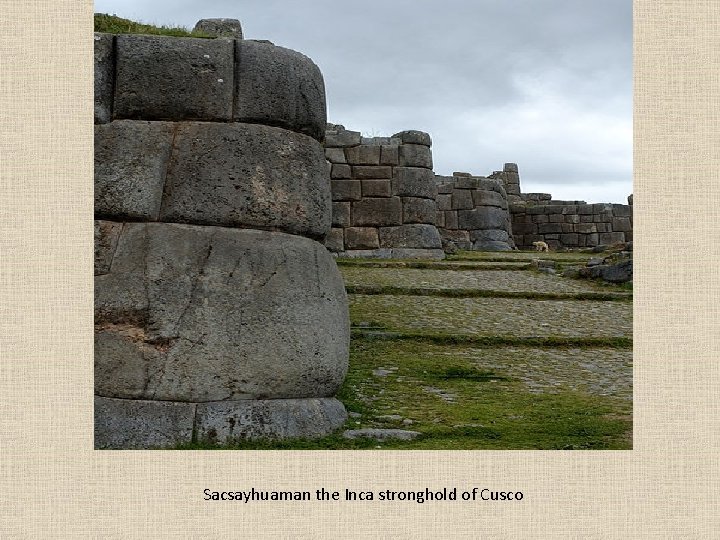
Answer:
[
  {"xmin": 179, "ymin": 249, "xmax": 632, "ymax": 450},
  {"xmin": 94, "ymin": 13, "xmax": 211, "ymax": 37}
]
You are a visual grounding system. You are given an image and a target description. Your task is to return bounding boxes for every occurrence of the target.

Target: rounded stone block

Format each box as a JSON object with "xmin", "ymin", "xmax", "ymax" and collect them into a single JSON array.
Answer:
[
  {"xmin": 95, "ymin": 396, "xmax": 195, "ymax": 449},
  {"xmin": 195, "ymin": 398, "xmax": 347, "ymax": 443},
  {"xmin": 193, "ymin": 18, "xmax": 243, "ymax": 38},
  {"xmin": 402, "ymin": 197, "xmax": 437, "ymax": 224},
  {"xmin": 392, "ymin": 130, "xmax": 432, "ymax": 147},
  {"xmin": 114, "ymin": 34, "xmax": 234, "ymax": 121},
  {"xmin": 378, "ymin": 224, "xmax": 442, "ymax": 249},
  {"xmin": 393, "ymin": 167, "xmax": 437, "ymax": 199},
  {"xmin": 235, "ymin": 40, "xmax": 327, "ymax": 141},
  {"xmin": 457, "ymin": 206, "xmax": 510, "ymax": 231},
  {"xmin": 95, "ymin": 223, "xmax": 350, "ymax": 402},
  {"xmin": 398, "ymin": 144, "xmax": 433, "ymax": 168},
  {"xmin": 94, "ymin": 33, "xmax": 114, "ymax": 124},
  {"xmin": 160, "ymin": 122, "xmax": 331, "ymax": 240},
  {"xmin": 94, "ymin": 121, "xmax": 175, "ymax": 221}
]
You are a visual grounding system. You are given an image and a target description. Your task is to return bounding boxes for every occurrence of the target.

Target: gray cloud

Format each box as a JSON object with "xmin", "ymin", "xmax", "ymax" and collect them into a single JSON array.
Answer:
[{"xmin": 95, "ymin": 0, "xmax": 632, "ymax": 202}]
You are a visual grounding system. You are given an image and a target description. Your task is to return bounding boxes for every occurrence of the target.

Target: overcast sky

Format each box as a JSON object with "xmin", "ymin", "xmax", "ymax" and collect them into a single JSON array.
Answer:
[{"xmin": 95, "ymin": 0, "xmax": 633, "ymax": 203}]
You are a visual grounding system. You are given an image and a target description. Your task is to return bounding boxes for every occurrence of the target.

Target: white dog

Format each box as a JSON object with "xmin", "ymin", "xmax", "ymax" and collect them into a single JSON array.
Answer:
[{"xmin": 532, "ymin": 241, "xmax": 549, "ymax": 252}]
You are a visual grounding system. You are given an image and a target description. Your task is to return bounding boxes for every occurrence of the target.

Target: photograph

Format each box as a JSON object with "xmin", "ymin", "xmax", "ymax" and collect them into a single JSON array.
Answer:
[{"xmin": 92, "ymin": 1, "xmax": 632, "ymax": 450}]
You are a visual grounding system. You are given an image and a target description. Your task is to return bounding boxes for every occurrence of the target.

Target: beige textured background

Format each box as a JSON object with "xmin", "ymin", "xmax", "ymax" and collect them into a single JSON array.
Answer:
[{"xmin": 1, "ymin": 0, "xmax": 718, "ymax": 537}]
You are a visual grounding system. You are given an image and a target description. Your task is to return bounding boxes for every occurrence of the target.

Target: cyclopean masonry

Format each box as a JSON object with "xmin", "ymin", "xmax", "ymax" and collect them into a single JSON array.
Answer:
[
  {"xmin": 94, "ymin": 22, "xmax": 349, "ymax": 449},
  {"xmin": 323, "ymin": 125, "xmax": 444, "ymax": 259}
]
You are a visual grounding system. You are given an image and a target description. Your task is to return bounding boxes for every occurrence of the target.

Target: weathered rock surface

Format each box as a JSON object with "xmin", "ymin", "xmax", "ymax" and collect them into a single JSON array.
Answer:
[
  {"xmin": 160, "ymin": 122, "xmax": 331, "ymax": 239},
  {"xmin": 193, "ymin": 18, "xmax": 243, "ymax": 38},
  {"xmin": 235, "ymin": 40, "xmax": 327, "ymax": 141},
  {"xmin": 378, "ymin": 224, "xmax": 442, "ymax": 249},
  {"xmin": 93, "ymin": 33, "xmax": 114, "ymax": 124},
  {"xmin": 95, "ymin": 223, "xmax": 349, "ymax": 402},
  {"xmin": 195, "ymin": 398, "xmax": 347, "ymax": 442},
  {"xmin": 95, "ymin": 396, "xmax": 347, "ymax": 449},
  {"xmin": 95, "ymin": 396, "xmax": 195, "ymax": 449},
  {"xmin": 114, "ymin": 35, "xmax": 234, "ymax": 121},
  {"xmin": 94, "ymin": 121, "xmax": 174, "ymax": 221}
]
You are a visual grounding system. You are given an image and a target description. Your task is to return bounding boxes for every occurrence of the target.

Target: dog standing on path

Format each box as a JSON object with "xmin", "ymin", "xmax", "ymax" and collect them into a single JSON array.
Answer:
[{"xmin": 532, "ymin": 241, "xmax": 549, "ymax": 252}]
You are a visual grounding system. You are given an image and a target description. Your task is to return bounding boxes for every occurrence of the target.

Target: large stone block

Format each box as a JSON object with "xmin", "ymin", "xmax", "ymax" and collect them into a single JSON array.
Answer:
[
  {"xmin": 94, "ymin": 33, "xmax": 114, "ymax": 124},
  {"xmin": 332, "ymin": 202, "xmax": 351, "ymax": 227},
  {"xmin": 345, "ymin": 227, "xmax": 380, "ymax": 249},
  {"xmin": 331, "ymin": 179, "xmax": 362, "ymax": 201},
  {"xmin": 402, "ymin": 197, "xmax": 436, "ymax": 224},
  {"xmin": 451, "ymin": 189, "xmax": 475, "ymax": 210},
  {"xmin": 331, "ymin": 164, "xmax": 353, "ymax": 179},
  {"xmin": 512, "ymin": 222, "xmax": 536, "ymax": 235},
  {"xmin": 324, "ymin": 147, "xmax": 346, "ymax": 163},
  {"xmin": 353, "ymin": 165, "xmax": 393, "ymax": 180},
  {"xmin": 94, "ymin": 120, "xmax": 174, "ymax": 221},
  {"xmin": 234, "ymin": 40, "xmax": 326, "ymax": 141},
  {"xmin": 351, "ymin": 197, "xmax": 402, "ymax": 226},
  {"xmin": 324, "ymin": 129, "xmax": 361, "ymax": 147},
  {"xmin": 440, "ymin": 229, "xmax": 471, "ymax": 249},
  {"xmin": 469, "ymin": 229, "xmax": 510, "ymax": 243},
  {"xmin": 193, "ymin": 18, "xmax": 243, "ymax": 38},
  {"xmin": 95, "ymin": 224, "xmax": 349, "ymax": 402},
  {"xmin": 380, "ymin": 145, "xmax": 399, "ymax": 165},
  {"xmin": 95, "ymin": 396, "xmax": 195, "ymax": 449},
  {"xmin": 472, "ymin": 190, "xmax": 507, "ymax": 209},
  {"xmin": 576, "ymin": 223, "xmax": 598, "ymax": 234},
  {"xmin": 560, "ymin": 233, "xmax": 579, "ymax": 245},
  {"xmin": 537, "ymin": 223, "xmax": 563, "ymax": 234},
  {"xmin": 457, "ymin": 207, "xmax": 509, "ymax": 231},
  {"xmin": 391, "ymin": 130, "xmax": 432, "ymax": 146},
  {"xmin": 612, "ymin": 204, "xmax": 632, "ymax": 217},
  {"xmin": 94, "ymin": 220, "xmax": 123, "ymax": 275},
  {"xmin": 436, "ymin": 194, "xmax": 452, "ymax": 211},
  {"xmin": 444, "ymin": 210, "xmax": 459, "ymax": 229},
  {"xmin": 324, "ymin": 228, "xmax": 344, "ymax": 252},
  {"xmin": 114, "ymin": 35, "xmax": 234, "ymax": 121},
  {"xmin": 159, "ymin": 122, "xmax": 331, "ymax": 240},
  {"xmin": 378, "ymin": 224, "xmax": 441, "ymax": 249},
  {"xmin": 361, "ymin": 179, "xmax": 392, "ymax": 198},
  {"xmin": 612, "ymin": 217, "xmax": 633, "ymax": 232},
  {"xmin": 393, "ymin": 167, "xmax": 437, "ymax": 199},
  {"xmin": 345, "ymin": 145, "xmax": 381, "ymax": 165},
  {"xmin": 473, "ymin": 240, "xmax": 512, "ymax": 251},
  {"xmin": 195, "ymin": 398, "xmax": 347, "ymax": 443},
  {"xmin": 398, "ymin": 144, "xmax": 433, "ymax": 168},
  {"xmin": 599, "ymin": 232, "xmax": 626, "ymax": 244}
]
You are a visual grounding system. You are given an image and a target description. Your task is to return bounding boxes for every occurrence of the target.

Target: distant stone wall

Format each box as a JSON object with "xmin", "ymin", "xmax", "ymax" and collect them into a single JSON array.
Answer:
[
  {"xmin": 94, "ymin": 24, "xmax": 349, "ymax": 448},
  {"xmin": 511, "ymin": 200, "xmax": 633, "ymax": 249},
  {"xmin": 435, "ymin": 172, "xmax": 515, "ymax": 251},
  {"xmin": 323, "ymin": 125, "xmax": 444, "ymax": 259}
]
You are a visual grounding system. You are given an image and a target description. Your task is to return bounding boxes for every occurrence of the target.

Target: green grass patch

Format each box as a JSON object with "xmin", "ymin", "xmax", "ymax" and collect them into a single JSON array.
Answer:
[
  {"xmin": 94, "ymin": 13, "xmax": 212, "ymax": 37},
  {"xmin": 177, "ymin": 340, "xmax": 631, "ymax": 450},
  {"xmin": 345, "ymin": 284, "xmax": 631, "ymax": 302},
  {"xmin": 350, "ymin": 330, "xmax": 632, "ymax": 349}
]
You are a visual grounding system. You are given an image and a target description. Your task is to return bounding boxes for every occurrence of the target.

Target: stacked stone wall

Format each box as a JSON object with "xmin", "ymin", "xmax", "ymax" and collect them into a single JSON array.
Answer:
[
  {"xmin": 511, "ymin": 200, "xmax": 633, "ymax": 250},
  {"xmin": 323, "ymin": 126, "xmax": 444, "ymax": 259},
  {"xmin": 434, "ymin": 173, "xmax": 515, "ymax": 251},
  {"xmin": 94, "ymin": 24, "xmax": 349, "ymax": 448}
]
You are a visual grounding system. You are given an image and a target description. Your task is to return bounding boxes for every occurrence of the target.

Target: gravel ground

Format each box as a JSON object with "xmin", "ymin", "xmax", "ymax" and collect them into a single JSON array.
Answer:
[
  {"xmin": 427, "ymin": 346, "xmax": 632, "ymax": 402},
  {"xmin": 350, "ymin": 295, "xmax": 632, "ymax": 338}
]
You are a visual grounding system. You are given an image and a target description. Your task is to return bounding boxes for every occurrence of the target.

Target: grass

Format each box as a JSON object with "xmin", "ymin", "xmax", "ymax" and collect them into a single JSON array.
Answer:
[
  {"xmin": 344, "ymin": 284, "xmax": 632, "ymax": 302},
  {"xmin": 172, "ymin": 249, "xmax": 632, "ymax": 450},
  {"xmin": 177, "ymin": 339, "xmax": 631, "ymax": 450},
  {"xmin": 94, "ymin": 13, "xmax": 212, "ymax": 38}
]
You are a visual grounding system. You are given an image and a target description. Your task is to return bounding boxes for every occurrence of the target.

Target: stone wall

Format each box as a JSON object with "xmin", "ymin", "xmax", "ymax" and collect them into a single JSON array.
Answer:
[
  {"xmin": 435, "ymin": 172, "xmax": 515, "ymax": 251},
  {"xmin": 502, "ymin": 166, "xmax": 633, "ymax": 249},
  {"xmin": 94, "ymin": 22, "xmax": 349, "ymax": 448},
  {"xmin": 511, "ymin": 200, "xmax": 633, "ymax": 250},
  {"xmin": 323, "ymin": 125, "xmax": 444, "ymax": 259}
]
